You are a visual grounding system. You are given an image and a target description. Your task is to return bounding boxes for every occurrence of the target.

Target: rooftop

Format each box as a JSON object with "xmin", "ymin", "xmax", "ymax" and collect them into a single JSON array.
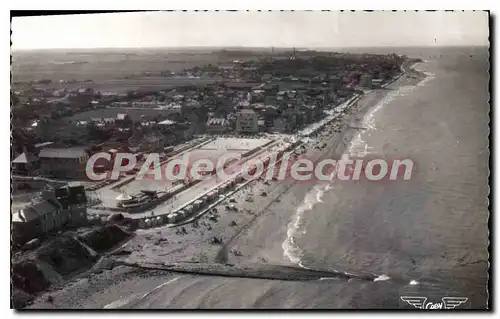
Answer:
[
  {"xmin": 34, "ymin": 142, "xmax": 54, "ymax": 149},
  {"xmin": 12, "ymin": 199, "xmax": 61, "ymax": 223},
  {"xmin": 157, "ymin": 119, "xmax": 177, "ymax": 126},
  {"xmin": 206, "ymin": 118, "xmax": 227, "ymax": 126},
  {"xmin": 39, "ymin": 147, "xmax": 88, "ymax": 159},
  {"xmin": 238, "ymin": 109, "xmax": 256, "ymax": 114},
  {"xmin": 12, "ymin": 152, "xmax": 38, "ymax": 164}
]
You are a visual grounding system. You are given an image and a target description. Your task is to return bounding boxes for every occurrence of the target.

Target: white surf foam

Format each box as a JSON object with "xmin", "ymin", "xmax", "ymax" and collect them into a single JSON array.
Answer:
[
  {"xmin": 373, "ymin": 274, "xmax": 391, "ymax": 282},
  {"xmin": 318, "ymin": 277, "xmax": 337, "ymax": 281},
  {"xmin": 283, "ymin": 62, "xmax": 434, "ymax": 269},
  {"xmin": 417, "ymin": 71, "xmax": 436, "ymax": 87},
  {"xmin": 413, "ymin": 62, "xmax": 436, "ymax": 87},
  {"xmin": 282, "ymin": 184, "xmax": 329, "ymax": 266},
  {"xmin": 347, "ymin": 90, "xmax": 399, "ymax": 157},
  {"xmin": 347, "ymin": 69, "xmax": 430, "ymax": 159}
]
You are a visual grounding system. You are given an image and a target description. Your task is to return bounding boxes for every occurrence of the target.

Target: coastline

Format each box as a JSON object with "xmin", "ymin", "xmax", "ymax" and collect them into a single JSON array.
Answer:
[{"xmin": 26, "ymin": 61, "xmax": 428, "ymax": 309}]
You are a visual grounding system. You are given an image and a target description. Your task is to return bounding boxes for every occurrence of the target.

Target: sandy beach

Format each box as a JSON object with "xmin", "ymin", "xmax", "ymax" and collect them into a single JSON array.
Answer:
[{"xmin": 26, "ymin": 64, "xmax": 428, "ymax": 309}]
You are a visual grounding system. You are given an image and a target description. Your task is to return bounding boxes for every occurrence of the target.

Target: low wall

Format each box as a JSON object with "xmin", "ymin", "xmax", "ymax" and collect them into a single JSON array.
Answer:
[
  {"xmin": 109, "ymin": 176, "xmax": 136, "ymax": 191},
  {"xmin": 11, "ymin": 179, "xmax": 67, "ymax": 191},
  {"xmin": 241, "ymin": 139, "xmax": 276, "ymax": 158}
]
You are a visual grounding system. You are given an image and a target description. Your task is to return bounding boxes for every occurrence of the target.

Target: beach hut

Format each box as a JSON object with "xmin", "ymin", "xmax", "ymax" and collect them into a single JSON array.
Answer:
[
  {"xmin": 167, "ymin": 213, "xmax": 176, "ymax": 224},
  {"xmin": 206, "ymin": 192, "xmax": 214, "ymax": 201},
  {"xmin": 150, "ymin": 217, "xmax": 158, "ymax": 227},
  {"xmin": 175, "ymin": 212, "xmax": 183, "ymax": 222},
  {"xmin": 174, "ymin": 210, "xmax": 183, "ymax": 219},
  {"xmin": 177, "ymin": 211, "xmax": 186, "ymax": 221},
  {"xmin": 138, "ymin": 219, "xmax": 146, "ymax": 228},
  {"xmin": 185, "ymin": 205, "xmax": 194, "ymax": 215},
  {"xmin": 156, "ymin": 216, "xmax": 163, "ymax": 225},
  {"xmin": 194, "ymin": 200, "xmax": 203, "ymax": 209}
]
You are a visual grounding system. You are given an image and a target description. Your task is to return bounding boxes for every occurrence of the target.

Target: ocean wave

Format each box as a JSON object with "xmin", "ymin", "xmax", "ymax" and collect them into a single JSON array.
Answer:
[
  {"xmin": 347, "ymin": 90, "xmax": 398, "ymax": 157},
  {"xmin": 412, "ymin": 62, "xmax": 436, "ymax": 87},
  {"xmin": 373, "ymin": 274, "xmax": 391, "ymax": 282},
  {"xmin": 348, "ymin": 75, "xmax": 426, "ymax": 158},
  {"xmin": 282, "ymin": 184, "xmax": 329, "ymax": 266},
  {"xmin": 283, "ymin": 63, "xmax": 432, "ymax": 270},
  {"xmin": 49, "ymin": 60, "xmax": 88, "ymax": 65},
  {"xmin": 417, "ymin": 71, "xmax": 436, "ymax": 87}
]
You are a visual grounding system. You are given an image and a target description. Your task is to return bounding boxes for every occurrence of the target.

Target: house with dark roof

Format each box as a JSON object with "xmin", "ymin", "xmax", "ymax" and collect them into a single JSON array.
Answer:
[
  {"xmin": 12, "ymin": 186, "xmax": 88, "ymax": 245},
  {"xmin": 206, "ymin": 117, "xmax": 228, "ymax": 134},
  {"xmin": 12, "ymin": 150, "xmax": 39, "ymax": 175},
  {"xmin": 38, "ymin": 147, "xmax": 89, "ymax": 179},
  {"xmin": 236, "ymin": 109, "xmax": 258, "ymax": 133},
  {"xmin": 12, "ymin": 199, "xmax": 62, "ymax": 244}
]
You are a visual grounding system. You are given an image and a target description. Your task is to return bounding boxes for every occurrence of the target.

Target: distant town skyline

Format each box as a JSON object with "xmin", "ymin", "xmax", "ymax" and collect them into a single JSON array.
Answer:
[{"xmin": 11, "ymin": 11, "xmax": 489, "ymax": 50}]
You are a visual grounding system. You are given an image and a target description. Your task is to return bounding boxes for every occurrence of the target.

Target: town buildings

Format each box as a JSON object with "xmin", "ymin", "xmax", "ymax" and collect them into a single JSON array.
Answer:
[
  {"xmin": 206, "ymin": 117, "xmax": 229, "ymax": 134},
  {"xmin": 236, "ymin": 109, "xmax": 258, "ymax": 133},
  {"xmin": 11, "ymin": 51, "xmax": 406, "ymax": 184},
  {"xmin": 38, "ymin": 147, "xmax": 89, "ymax": 179},
  {"xmin": 12, "ymin": 185, "xmax": 88, "ymax": 245},
  {"xmin": 12, "ymin": 149, "xmax": 39, "ymax": 175},
  {"xmin": 359, "ymin": 74, "xmax": 373, "ymax": 89}
]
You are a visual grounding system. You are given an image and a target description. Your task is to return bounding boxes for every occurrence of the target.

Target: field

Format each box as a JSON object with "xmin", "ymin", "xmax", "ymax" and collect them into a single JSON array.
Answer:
[{"xmin": 11, "ymin": 49, "xmax": 266, "ymax": 86}]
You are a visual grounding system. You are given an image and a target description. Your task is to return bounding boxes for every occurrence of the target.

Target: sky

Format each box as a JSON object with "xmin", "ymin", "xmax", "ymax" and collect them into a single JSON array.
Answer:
[{"xmin": 11, "ymin": 11, "xmax": 489, "ymax": 50}]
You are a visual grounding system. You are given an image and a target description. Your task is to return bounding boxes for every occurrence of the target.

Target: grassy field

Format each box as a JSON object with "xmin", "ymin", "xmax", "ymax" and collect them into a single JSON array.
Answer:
[{"xmin": 11, "ymin": 49, "xmax": 265, "ymax": 85}]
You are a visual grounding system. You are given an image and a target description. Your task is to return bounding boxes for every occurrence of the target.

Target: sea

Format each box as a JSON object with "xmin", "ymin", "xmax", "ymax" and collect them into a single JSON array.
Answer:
[{"xmin": 280, "ymin": 46, "xmax": 490, "ymax": 309}]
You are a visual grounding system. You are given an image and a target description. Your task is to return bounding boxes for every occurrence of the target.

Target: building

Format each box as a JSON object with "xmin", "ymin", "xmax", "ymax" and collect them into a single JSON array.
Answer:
[
  {"xmin": 372, "ymin": 78, "xmax": 384, "ymax": 87},
  {"xmin": 138, "ymin": 134, "xmax": 165, "ymax": 153},
  {"xmin": 38, "ymin": 147, "xmax": 89, "ymax": 179},
  {"xmin": 236, "ymin": 109, "xmax": 258, "ymax": 133},
  {"xmin": 54, "ymin": 185, "xmax": 88, "ymax": 226},
  {"xmin": 115, "ymin": 113, "xmax": 132, "ymax": 128},
  {"xmin": 12, "ymin": 149, "xmax": 39, "ymax": 175},
  {"xmin": 156, "ymin": 119, "xmax": 177, "ymax": 131},
  {"xmin": 272, "ymin": 110, "xmax": 299, "ymax": 133},
  {"xmin": 271, "ymin": 117, "xmax": 290, "ymax": 133},
  {"xmin": 12, "ymin": 186, "xmax": 88, "ymax": 245},
  {"xmin": 359, "ymin": 74, "xmax": 373, "ymax": 89},
  {"xmin": 206, "ymin": 118, "xmax": 228, "ymax": 134},
  {"xmin": 302, "ymin": 105, "xmax": 323, "ymax": 123},
  {"xmin": 257, "ymin": 119, "xmax": 267, "ymax": 132},
  {"xmin": 328, "ymin": 75, "xmax": 343, "ymax": 90}
]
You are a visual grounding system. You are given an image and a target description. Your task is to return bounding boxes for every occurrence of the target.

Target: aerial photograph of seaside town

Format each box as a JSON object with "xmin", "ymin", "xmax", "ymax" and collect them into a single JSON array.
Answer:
[{"xmin": 10, "ymin": 11, "xmax": 490, "ymax": 309}]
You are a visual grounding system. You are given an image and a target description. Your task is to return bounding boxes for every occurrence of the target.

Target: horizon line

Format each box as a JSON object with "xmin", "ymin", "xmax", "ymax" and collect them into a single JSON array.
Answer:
[{"xmin": 11, "ymin": 44, "xmax": 488, "ymax": 52}]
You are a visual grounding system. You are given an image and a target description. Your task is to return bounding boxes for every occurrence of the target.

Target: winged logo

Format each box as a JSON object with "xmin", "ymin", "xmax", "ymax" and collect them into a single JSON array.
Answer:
[
  {"xmin": 400, "ymin": 296, "xmax": 427, "ymax": 309},
  {"xmin": 442, "ymin": 297, "xmax": 468, "ymax": 309},
  {"xmin": 400, "ymin": 296, "xmax": 468, "ymax": 309}
]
